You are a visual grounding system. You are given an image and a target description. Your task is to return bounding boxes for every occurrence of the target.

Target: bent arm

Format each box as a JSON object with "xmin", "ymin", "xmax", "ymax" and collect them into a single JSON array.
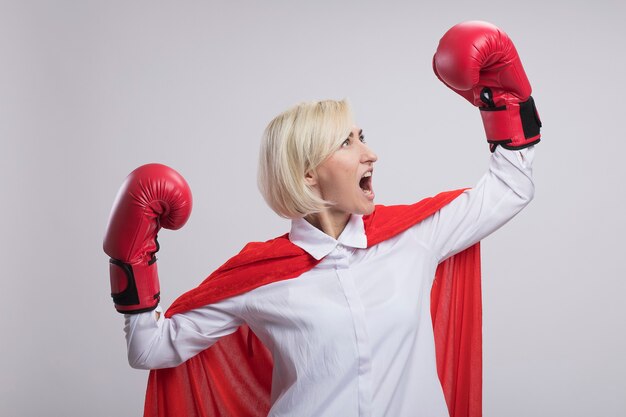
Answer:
[
  {"xmin": 413, "ymin": 146, "xmax": 535, "ymax": 262},
  {"xmin": 124, "ymin": 295, "xmax": 245, "ymax": 370}
]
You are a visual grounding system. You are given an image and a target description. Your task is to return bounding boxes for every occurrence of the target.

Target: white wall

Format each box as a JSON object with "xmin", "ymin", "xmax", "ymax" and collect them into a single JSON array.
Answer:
[{"xmin": 1, "ymin": 0, "xmax": 624, "ymax": 416}]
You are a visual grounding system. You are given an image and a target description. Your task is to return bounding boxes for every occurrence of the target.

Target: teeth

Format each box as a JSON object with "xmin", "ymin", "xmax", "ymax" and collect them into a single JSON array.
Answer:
[{"xmin": 360, "ymin": 170, "xmax": 373, "ymax": 196}]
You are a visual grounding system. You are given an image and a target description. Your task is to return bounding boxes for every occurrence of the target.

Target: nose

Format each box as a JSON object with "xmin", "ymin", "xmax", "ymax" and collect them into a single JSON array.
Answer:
[{"xmin": 360, "ymin": 142, "xmax": 378, "ymax": 164}]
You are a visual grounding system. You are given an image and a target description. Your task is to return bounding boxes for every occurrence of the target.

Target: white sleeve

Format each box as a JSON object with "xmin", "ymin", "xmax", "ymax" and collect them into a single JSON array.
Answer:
[
  {"xmin": 124, "ymin": 294, "xmax": 245, "ymax": 370},
  {"xmin": 412, "ymin": 146, "xmax": 535, "ymax": 262}
]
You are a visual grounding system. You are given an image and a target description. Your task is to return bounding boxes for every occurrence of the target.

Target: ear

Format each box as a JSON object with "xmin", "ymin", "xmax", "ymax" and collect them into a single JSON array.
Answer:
[{"xmin": 304, "ymin": 169, "xmax": 318, "ymax": 187}]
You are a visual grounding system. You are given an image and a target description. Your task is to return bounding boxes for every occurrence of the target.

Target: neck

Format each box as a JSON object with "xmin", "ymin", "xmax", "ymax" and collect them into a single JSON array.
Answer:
[{"xmin": 304, "ymin": 209, "xmax": 351, "ymax": 240}]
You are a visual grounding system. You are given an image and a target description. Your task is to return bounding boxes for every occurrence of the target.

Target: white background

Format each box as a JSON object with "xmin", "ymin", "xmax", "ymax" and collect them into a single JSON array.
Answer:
[{"xmin": 1, "ymin": 1, "xmax": 625, "ymax": 416}]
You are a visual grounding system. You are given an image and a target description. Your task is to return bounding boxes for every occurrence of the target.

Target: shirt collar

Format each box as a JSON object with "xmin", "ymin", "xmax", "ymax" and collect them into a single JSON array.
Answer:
[{"xmin": 289, "ymin": 214, "xmax": 368, "ymax": 260}]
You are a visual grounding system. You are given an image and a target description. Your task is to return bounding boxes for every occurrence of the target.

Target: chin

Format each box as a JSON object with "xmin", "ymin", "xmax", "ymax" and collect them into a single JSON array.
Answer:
[{"xmin": 360, "ymin": 202, "xmax": 376, "ymax": 216}]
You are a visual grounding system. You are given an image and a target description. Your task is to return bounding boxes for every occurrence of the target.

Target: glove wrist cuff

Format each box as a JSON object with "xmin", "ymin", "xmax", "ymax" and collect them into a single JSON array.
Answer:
[
  {"xmin": 480, "ymin": 96, "xmax": 542, "ymax": 152},
  {"xmin": 109, "ymin": 259, "xmax": 160, "ymax": 314}
]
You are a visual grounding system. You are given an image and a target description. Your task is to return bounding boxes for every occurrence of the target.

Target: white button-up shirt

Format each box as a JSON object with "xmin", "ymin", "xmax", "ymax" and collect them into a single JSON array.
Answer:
[{"xmin": 125, "ymin": 146, "xmax": 535, "ymax": 417}]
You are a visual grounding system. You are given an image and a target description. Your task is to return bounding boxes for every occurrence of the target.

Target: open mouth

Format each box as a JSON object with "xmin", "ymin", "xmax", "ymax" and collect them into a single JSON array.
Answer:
[{"xmin": 359, "ymin": 171, "xmax": 374, "ymax": 197}]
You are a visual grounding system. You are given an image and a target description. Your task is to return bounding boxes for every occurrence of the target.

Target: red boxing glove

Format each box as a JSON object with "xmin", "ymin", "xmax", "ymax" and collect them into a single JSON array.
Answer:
[
  {"xmin": 103, "ymin": 164, "xmax": 192, "ymax": 314},
  {"xmin": 433, "ymin": 21, "xmax": 542, "ymax": 151}
]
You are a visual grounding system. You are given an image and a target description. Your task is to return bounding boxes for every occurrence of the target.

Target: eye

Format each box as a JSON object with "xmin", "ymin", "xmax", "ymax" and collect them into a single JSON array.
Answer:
[
  {"xmin": 359, "ymin": 134, "xmax": 366, "ymax": 143},
  {"xmin": 341, "ymin": 137, "xmax": 350, "ymax": 147}
]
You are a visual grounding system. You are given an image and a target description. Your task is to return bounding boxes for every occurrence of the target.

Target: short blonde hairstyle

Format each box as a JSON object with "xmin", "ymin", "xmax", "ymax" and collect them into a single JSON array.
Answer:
[{"xmin": 258, "ymin": 99, "xmax": 353, "ymax": 219}]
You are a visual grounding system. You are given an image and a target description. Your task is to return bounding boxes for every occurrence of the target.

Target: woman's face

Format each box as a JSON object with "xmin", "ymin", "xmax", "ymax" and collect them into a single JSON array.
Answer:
[{"xmin": 306, "ymin": 126, "xmax": 378, "ymax": 216}]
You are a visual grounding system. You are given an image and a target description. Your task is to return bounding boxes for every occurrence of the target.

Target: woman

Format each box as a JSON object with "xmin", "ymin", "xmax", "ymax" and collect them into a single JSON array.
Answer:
[{"xmin": 105, "ymin": 21, "xmax": 540, "ymax": 417}]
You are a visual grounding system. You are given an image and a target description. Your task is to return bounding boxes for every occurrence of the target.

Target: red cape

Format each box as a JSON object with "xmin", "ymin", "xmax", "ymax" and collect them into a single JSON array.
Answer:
[{"xmin": 144, "ymin": 189, "xmax": 482, "ymax": 417}]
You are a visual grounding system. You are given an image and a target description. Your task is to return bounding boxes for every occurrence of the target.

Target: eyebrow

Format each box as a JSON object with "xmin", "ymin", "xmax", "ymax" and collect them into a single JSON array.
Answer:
[{"xmin": 348, "ymin": 129, "xmax": 363, "ymax": 138}]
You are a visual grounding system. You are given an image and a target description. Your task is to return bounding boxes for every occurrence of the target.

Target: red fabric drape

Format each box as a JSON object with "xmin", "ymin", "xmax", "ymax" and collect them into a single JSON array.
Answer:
[
  {"xmin": 144, "ymin": 189, "xmax": 482, "ymax": 417},
  {"xmin": 431, "ymin": 243, "xmax": 482, "ymax": 417},
  {"xmin": 145, "ymin": 325, "xmax": 274, "ymax": 416}
]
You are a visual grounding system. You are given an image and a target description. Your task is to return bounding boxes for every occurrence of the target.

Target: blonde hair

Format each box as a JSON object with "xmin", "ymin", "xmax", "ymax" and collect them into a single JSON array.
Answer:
[{"xmin": 258, "ymin": 99, "xmax": 353, "ymax": 218}]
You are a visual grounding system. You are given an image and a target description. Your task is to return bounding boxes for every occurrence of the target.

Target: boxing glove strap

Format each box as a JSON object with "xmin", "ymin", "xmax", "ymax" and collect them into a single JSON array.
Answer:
[
  {"xmin": 519, "ymin": 96, "xmax": 542, "ymax": 140},
  {"xmin": 479, "ymin": 96, "xmax": 542, "ymax": 152},
  {"xmin": 109, "ymin": 258, "xmax": 160, "ymax": 314}
]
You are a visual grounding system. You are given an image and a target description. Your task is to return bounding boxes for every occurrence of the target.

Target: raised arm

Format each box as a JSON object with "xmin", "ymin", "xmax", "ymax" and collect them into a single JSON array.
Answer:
[
  {"xmin": 416, "ymin": 21, "xmax": 541, "ymax": 261},
  {"xmin": 103, "ymin": 163, "xmax": 242, "ymax": 370},
  {"xmin": 414, "ymin": 145, "xmax": 534, "ymax": 262},
  {"xmin": 124, "ymin": 298, "xmax": 245, "ymax": 369}
]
